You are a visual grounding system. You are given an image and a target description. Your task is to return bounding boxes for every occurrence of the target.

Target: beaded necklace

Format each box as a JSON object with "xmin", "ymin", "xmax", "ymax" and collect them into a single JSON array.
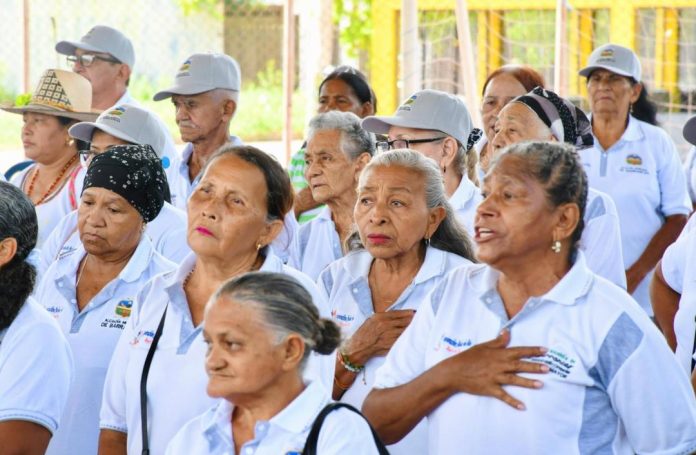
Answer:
[{"xmin": 26, "ymin": 154, "xmax": 78, "ymax": 205}]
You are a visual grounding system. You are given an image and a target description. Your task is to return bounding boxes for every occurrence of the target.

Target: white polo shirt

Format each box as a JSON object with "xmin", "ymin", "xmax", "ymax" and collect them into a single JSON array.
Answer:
[
  {"xmin": 0, "ymin": 298, "xmax": 73, "ymax": 434},
  {"xmin": 38, "ymin": 202, "xmax": 189, "ymax": 275},
  {"xmin": 373, "ymin": 253, "xmax": 696, "ymax": 454},
  {"xmin": 100, "ymin": 251, "xmax": 332, "ymax": 455},
  {"xmin": 660, "ymin": 230, "xmax": 696, "ymax": 375},
  {"xmin": 168, "ymin": 137, "xmax": 243, "ymax": 210},
  {"xmin": 580, "ymin": 188, "xmax": 626, "ymax": 289},
  {"xmin": 449, "ymin": 175, "xmax": 481, "ymax": 237},
  {"xmin": 318, "ymin": 246, "xmax": 471, "ymax": 455},
  {"xmin": 113, "ymin": 91, "xmax": 179, "ymax": 187},
  {"xmin": 35, "ymin": 236, "xmax": 175, "ymax": 455},
  {"xmin": 288, "ymin": 207, "xmax": 343, "ymax": 280},
  {"xmin": 11, "ymin": 165, "xmax": 80, "ymax": 248},
  {"xmin": 165, "ymin": 381, "xmax": 380, "ymax": 455},
  {"xmin": 581, "ymin": 115, "xmax": 691, "ymax": 314}
]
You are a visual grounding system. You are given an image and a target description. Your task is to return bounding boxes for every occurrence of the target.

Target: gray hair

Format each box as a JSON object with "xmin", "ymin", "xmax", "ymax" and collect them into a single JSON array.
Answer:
[
  {"xmin": 306, "ymin": 110, "xmax": 375, "ymax": 160},
  {"xmin": 210, "ymin": 272, "xmax": 341, "ymax": 368},
  {"xmin": 210, "ymin": 88, "xmax": 239, "ymax": 103},
  {"xmin": 351, "ymin": 149, "xmax": 476, "ymax": 261},
  {"xmin": 0, "ymin": 181, "xmax": 37, "ymax": 263},
  {"xmin": 490, "ymin": 141, "xmax": 587, "ymax": 257}
]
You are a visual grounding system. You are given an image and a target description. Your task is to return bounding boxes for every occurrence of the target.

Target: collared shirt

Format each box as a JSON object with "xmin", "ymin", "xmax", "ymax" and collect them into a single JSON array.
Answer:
[
  {"xmin": 288, "ymin": 207, "xmax": 343, "ymax": 281},
  {"xmin": 38, "ymin": 202, "xmax": 189, "ymax": 276},
  {"xmin": 684, "ymin": 146, "xmax": 696, "ymax": 204},
  {"xmin": 660, "ymin": 229, "xmax": 696, "ymax": 375},
  {"xmin": 10, "ymin": 165, "xmax": 78, "ymax": 248},
  {"xmin": 581, "ymin": 115, "xmax": 691, "ymax": 313},
  {"xmin": 580, "ymin": 188, "xmax": 626, "ymax": 289},
  {"xmin": 449, "ymin": 175, "xmax": 481, "ymax": 237},
  {"xmin": 0, "ymin": 298, "xmax": 73, "ymax": 434},
  {"xmin": 373, "ymin": 253, "xmax": 696, "ymax": 454},
  {"xmin": 112, "ymin": 91, "xmax": 180, "ymax": 186},
  {"xmin": 168, "ymin": 136, "xmax": 244, "ymax": 210},
  {"xmin": 100, "ymin": 251, "xmax": 332, "ymax": 455},
  {"xmin": 35, "ymin": 236, "xmax": 175, "ymax": 455},
  {"xmin": 165, "ymin": 381, "xmax": 380, "ymax": 455},
  {"xmin": 318, "ymin": 246, "xmax": 471, "ymax": 455}
]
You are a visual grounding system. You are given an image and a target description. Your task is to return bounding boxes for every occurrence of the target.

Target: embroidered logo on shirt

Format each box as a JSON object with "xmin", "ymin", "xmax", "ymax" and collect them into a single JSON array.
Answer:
[
  {"xmin": 131, "ymin": 329, "xmax": 157, "ymax": 346},
  {"xmin": 45, "ymin": 305, "xmax": 63, "ymax": 319},
  {"xmin": 115, "ymin": 299, "xmax": 133, "ymax": 318},
  {"xmin": 435, "ymin": 335, "xmax": 472, "ymax": 353},
  {"xmin": 531, "ymin": 348, "xmax": 577, "ymax": 379},
  {"xmin": 57, "ymin": 245, "xmax": 77, "ymax": 260},
  {"xmin": 331, "ymin": 309, "xmax": 355, "ymax": 327},
  {"xmin": 621, "ymin": 153, "xmax": 648, "ymax": 175}
]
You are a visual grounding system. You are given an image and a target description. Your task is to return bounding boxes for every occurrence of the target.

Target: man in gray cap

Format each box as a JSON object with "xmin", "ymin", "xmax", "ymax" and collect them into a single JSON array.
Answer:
[
  {"xmin": 55, "ymin": 25, "xmax": 178, "ymax": 181},
  {"xmin": 361, "ymin": 89, "xmax": 481, "ymax": 235},
  {"xmin": 153, "ymin": 52, "xmax": 243, "ymax": 209}
]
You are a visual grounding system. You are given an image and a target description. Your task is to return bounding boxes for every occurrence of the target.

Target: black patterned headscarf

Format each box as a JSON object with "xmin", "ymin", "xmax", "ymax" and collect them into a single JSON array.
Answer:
[
  {"xmin": 512, "ymin": 86, "xmax": 594, "ymax": 150},
  {"xmin": 82, "ymin": 144, "xmax": 167, "ymax": 222}
]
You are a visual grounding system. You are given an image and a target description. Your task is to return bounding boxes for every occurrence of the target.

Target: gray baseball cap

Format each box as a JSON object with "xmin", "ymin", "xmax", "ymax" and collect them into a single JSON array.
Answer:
[
  {"xmin": 684, "ymin": 116, "xmax": 696, "ymax": 147},
  {"xmin": 56, "ymin": 25, "xmax": 135, "ymax": 68},
  {"xmin": 361, "ymin": 89, "xmax": 473, "ymax": 145},
  {"xmin": 69, "ymin": 104, "xmax": 166, "ymax": 158},
  {"xmin": 153, "ymin": 53, "xmax": 241, "ymax": 101},
  {"xmin": 578, "ymin": 43, "xmax": 641, "ymax": 82}
]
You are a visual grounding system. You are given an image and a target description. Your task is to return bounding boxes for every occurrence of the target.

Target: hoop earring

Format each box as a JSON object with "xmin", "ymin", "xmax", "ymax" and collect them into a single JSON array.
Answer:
[{"xmin": 551, "ymin": 240, "xmax": 561, "ymax": 254}]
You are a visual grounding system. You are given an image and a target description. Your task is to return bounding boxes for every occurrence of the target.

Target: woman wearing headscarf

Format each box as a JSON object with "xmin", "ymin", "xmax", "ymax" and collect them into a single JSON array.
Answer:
[
  {"xmin": 490, "ymin": 86, "xmax": 625, "ymax": 289},
  {"xmin": 0, "ymin": 181, "xmax": 73, "ymax": 454},
  {"xmin": 578, "ymin": 43, "xmax": 690, "ymax": 315},
  {"xmin": 319, "ymin": 150, "xmax": 476, "ymax": 454},
  {"xmin": 477, "ymin": 64, "xmax": 545, "ymax": 176},
  {"xmin": 166, "ymin": 272, "xmax": 382, "ymax": 454},
  {"xmin": 33, "ymin": 145, "xmax": 175, "ymax": 454},
  {"xmin": 99, "ymin": 145, "xmax": 332, "ymax": 455},
  {"xmin": 2, "ymin": 69, "xmax": 97, "ymax": 247},
  {"xmin": 363, "ymin": 142, "xmax": 696, "ymax": 454}
]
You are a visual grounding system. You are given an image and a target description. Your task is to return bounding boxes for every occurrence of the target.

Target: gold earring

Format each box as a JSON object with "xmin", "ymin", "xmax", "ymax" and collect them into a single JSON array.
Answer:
[
  {"xmin": 256, "ymin": 243, "xmax": 263, "ymax": 251},
  {"xmin": 551, "ymin": 240, "xmax": 561, "ymax": 254}
]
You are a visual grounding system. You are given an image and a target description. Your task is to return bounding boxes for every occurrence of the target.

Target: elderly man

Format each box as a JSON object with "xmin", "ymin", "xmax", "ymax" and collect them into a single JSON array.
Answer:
[
  {"xmin": 362, "ymin": 90, "xmax": 481, "ymax": 235},
  {"xmin": 288, "ymin": 110, "xmax": 374, "ymax": 280},
  {"xmin": 153, "ymin": 53, "xmax": 243, "ymax": 209},
  {"xmin": 55, "ymin": 25, "xmax": 178, "ymax": 178}
]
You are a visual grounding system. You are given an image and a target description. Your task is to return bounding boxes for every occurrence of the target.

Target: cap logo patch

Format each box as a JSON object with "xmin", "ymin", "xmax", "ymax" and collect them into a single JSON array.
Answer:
[
  {"xmin": 103, "ymin": 106, "xmax": 126, "ymax": 123},
  {"xmin": 600, "ymin": 49, "xmax": 614, "ymax": 58},
  {"xmin": 108, "ymin": 107, "xmax": 126, "ymax": 116},
  {"xmin": 177, "ymin": 59, "xmax": 192, "ymax": 78},
  {"xmin": 398, "ymin": 94, "xmax": 418, "ymax": 112}
]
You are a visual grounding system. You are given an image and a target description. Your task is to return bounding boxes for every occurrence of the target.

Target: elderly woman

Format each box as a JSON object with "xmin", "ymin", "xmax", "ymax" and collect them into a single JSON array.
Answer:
[
  {"xmin": 0, "ymin": 182, "xmax": 73, "ymax": 454},
  {"xmin": 578, "ymin": 43, "xmax": 690, "ymax": 314},
  {"xmin": 490, "ymin": 86, "xmax": 625, "ymax": 289},
  {"xmin": 166, "ymin": 272, "xmax": 383, "ymax": 454},
  {"xmin": 290, "ymin": 65, "xmax": 376, "ymax": 224},
  {"xmin": 99, "ymin": 145, "xmax": 332, "ymax": 455},
  {"xmin": 288, "ymin": 110, "xmax": 374, "ymax": 280},
  {"xmin": 363, "ymin": 142, "xmax": 696, "ymax": 454},
  {"xmin": 362, "ymin": 89, "xmax": 481, "ymax": 234},
  {"xmin": 478, "ymin": 65, "xmax": 545, "ymax": 176},
  {"xmin": 3, "ymin": 69, "xmax": 97, "ymax": 247},
  {"xmin": 38, "ymin": 103, "xmax": 189, "ymax": 274},
  {"xmin": 32, "ymin": 145, "xmax": 174, "ymax": 454},
  {"xmin": 318, "ymin": 150, "xmax": 475, "ymax": 454}
]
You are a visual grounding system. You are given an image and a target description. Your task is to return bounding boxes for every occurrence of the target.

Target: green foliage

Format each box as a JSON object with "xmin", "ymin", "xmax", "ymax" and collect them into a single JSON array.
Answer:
[
  {"xmin": 177, "ymin": 0, "xmax": 222, "ymax": 19},
  {"xmin": 334, "ymin": 0, "xmax": 373, "ymax": 58}
]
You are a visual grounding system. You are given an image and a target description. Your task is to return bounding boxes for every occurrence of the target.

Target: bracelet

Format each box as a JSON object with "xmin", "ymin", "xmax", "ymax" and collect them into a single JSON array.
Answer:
[
  {"xmin": 338, "ymin": 348, "xmax": 364, "ymax": 373},
  {"xmin": 334, "ymin": 374, "xmax": 352, "ymax": 391}
]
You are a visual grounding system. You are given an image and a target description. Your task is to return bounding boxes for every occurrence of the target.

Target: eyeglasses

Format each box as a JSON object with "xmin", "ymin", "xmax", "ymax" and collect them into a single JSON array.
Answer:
[
  {"xmin": 376, "ymin": 137, "xmax": 446, "ymax": 152},
  {"xmin": 67, "ymin": 54, "xmax": 121, "ymax": 67},
  {"xmin": 79, "ymin": 146, "xmax": 116, "ymax": 165}
]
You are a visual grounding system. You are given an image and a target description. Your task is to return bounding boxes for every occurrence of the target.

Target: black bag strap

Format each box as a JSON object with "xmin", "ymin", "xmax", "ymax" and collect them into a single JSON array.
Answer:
[
  {"xmin": 140, "ymin": 305, "xmax": 168, "ymax": 455},
  {"xmin": 303, "ymin": 402, "xmax": 390, "ymax": 455}
]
